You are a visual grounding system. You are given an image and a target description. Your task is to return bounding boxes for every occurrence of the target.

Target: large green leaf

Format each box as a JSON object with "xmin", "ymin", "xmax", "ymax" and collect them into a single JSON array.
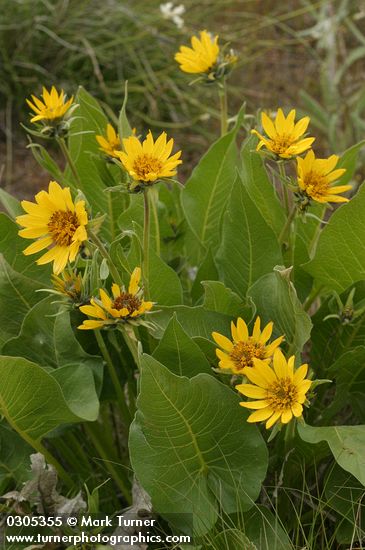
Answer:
[
  {"xmin": 0, "ymin": 257, "xmax": 44, "ymax": 349},
  {"xmin": 0, "ymin": 213, "xmax": 51, "ymax": 283},
  {"xmin": 0, "ymin": 423, "xmax": 32, "ymax": 492},
  {"xmin": 4, "ymin": 297, "xmax": 103, "ymax": 379},
  {"xmin": 68, "ymin": 87, "xmax": 122, "ymax": 238},
  {"xmin": 305, "ymin": 182, "xmax": 365, "ymax": 292},
  {"xmin": 0, "ymin": 356, "xmax": 82, "ymax": 441},
  {"xmin": 148, "ymin": 247, "xmax": 183, "ymax": 306},
  {"xmin": 181, "ymin": 115, "xmax": 241, "ymax": 255},
  {"xmin": 298, "ymin": 424, "xmax": 365, "ymax": 486},
  {"xmin": 335, "ymin": 139, "xmax": 365, "ymax": 186},
  {"xmin": 130, "ymin": 355, "xmax": 268, "ymax": 535},
  {"xmin": 248, "ymin": 266, "xmax": 312, "ymax": 354},
  {"xmin": 202, "ymin": 280, "xmax": 253, "ymax": 319},
  {"xmin": 50, "ymin": 364, "xmax": 99, "ymax": 422},
  {"xmin": 148, "ymin": 305, "xmax": 232, "ymax": 340},
  {"xmin": 216, "ymin": 177, "xmax": 282, "ymax": 298},
  {"xmin": 0, "ymin": 189, "xmax": 22, "ymax": 219},
  {"xmin": 191, "ymin": 249, "xmax": 219, "ymax": 304},
  {"xmin": 153, "ymin": 315, "xmax": 211, "ymax": 377},
  {"xmin": 240, "ymin": 135, "xmax": 285, "ymax": 237}
]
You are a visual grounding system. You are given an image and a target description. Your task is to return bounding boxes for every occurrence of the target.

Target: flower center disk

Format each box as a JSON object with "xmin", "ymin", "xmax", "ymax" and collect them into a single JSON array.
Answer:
[
  {"xmin": 48, "ymin": 210, "xmax": 79, "ymax": 246},
  {"xmin": 112, "ymin": 292, "xmax": 141, "ymax": 315},
  {"xmin": 267, "ymin": 378, "xmax": 298, "ymax": 411},
  {"xmin": 230, "ymin": 340, "xmax": 266, "ymax": 369},
  {"xmin": 133, "ymin": 154, "xmax": 162, "ymax": 180}
]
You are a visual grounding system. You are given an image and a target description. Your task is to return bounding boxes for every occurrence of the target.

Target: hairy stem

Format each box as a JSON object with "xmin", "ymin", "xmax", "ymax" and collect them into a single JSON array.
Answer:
[
  {"xmin": 143, "ymin": 188, "xmax": 150, "ymax": 298},
  {"xmin": 218, "ymin": 80, "xmax": 228, "ymax": 136},
  {"xmin": 89, "ymin": 230, "xmax": 122, "ymax": 285}
]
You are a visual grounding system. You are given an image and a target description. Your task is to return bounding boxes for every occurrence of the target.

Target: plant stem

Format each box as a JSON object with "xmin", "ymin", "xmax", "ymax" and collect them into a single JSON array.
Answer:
[
  {"xmin": 218, "ymin": 80, "xmax": 228, "ymax": 136},
  {"xmin": 278, "ymin": 161, "xmax": 289, "ymax": 214},
  {"xmin": 304, "ymin": 285, "xmax": 323, "ymax": 313},
  {"xmin": 279, "ymin": 206, "xmax": 297, "ymax": 246},
  {"xmin": 57, "ymin": 137, "xmax": 82, "ymax": 189},
  {"xmin": 150, "ymin": 187, "xmax": 160, "ymax": 256},
  {"xmin": 94, "ymin": 329, "xmax": 132, "ymax": 429},
  {"xmin": 284, "ymin": 419, "xmax": 296, "ymax": 452},
  {"xmin": 89, "ymin": 230, "xmax": 122, "ymax": 285},
  {"xmin": 143, "ymin": 188, "xmax": 150, "ymax": 298}
]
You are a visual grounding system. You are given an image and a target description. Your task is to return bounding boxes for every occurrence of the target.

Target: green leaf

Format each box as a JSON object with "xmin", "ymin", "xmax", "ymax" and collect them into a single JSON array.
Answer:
[
  {"xmin": 191, "ymin": 248, "xmax": 218, "ymax": 304},
  {"xmin": 153, "ymin": 315, "xmax": 211, "ymax": 377},
  {"xmin": 248, "ymin": 266, "xmax": 312, "ymax": 354},
  {"xmin": 0, "ymin": 257, "xmax": 44, "ymax": 349},
  {"xmin": 0, "ymin": 423, "xmax": 32, "ymax": 492},
  {"xmin": 50, "ymin": 364, "xmax": 99, "ymax": 422},
  {"xmin": 202, "ymin": 280, "xmax": 253, "ymax": 318},
  {"xmin": 148, "ymin": 247, "xmax": 183, "ymax": 306},
  {"xmin": 181, "ymin": 114, "xmax": 241, "ymax": 255},
  {"xmin": 118, "ymin": 81, "xmax": 133, "ymax": 139},
  {"xmin": 130, "ymin": 355, "xmax": 268, "ymax": 535},
  {"xmin": 298, "ymin": 424, "xmax": 365, "ymax": 486},
  {"xmin": 336, "ymin": 139, "xmax": 365, "ymax": 186},
  {"xmin": 240, "ymin": 135, "xmax": 286, "ymax": 237},
  {"xmin": 68, "ymin": 87, "xmax": 122, "ymax": 238},
  {"xmin": 148, "ymin": 305, "xmax": 232, "ymax": 341},
  {"xmin": 27, "ymin": 142, "xmax": 64, "ymax": 181},
  {"xmin": 305, "ymin": 183, "xmax": 365, "ymax": 292},
  {"xmin": 0, "ymin": 356, "xmax": 81, "ymax": 441},
  {"xmin": 0, "ymin": 213, "xmax": 51, "ymax": 283},
  {"xmin": 216, "ymin": 177, "xmax": 282, "ymax": 298},
  {"xmin": 4, "ymin": 297, "xmax": 103, "ymax": 385},
  {"xmin": 0, "ymin": 189, "xmax": 22, "ymax": 219}
]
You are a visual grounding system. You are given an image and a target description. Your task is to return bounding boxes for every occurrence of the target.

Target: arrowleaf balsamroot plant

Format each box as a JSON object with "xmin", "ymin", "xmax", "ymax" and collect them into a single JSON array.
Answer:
[{"xmin": 1, "ymin": 27, "xmax": 365, "ymax": 550}]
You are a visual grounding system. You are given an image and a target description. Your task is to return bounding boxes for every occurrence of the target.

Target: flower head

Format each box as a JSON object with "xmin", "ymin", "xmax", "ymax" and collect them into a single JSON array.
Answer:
[
  {"xmin": 52, "ymin": 271, "xmax": 83, "ymax": 302},
  {"xmin": 78, "ymin": 267, "xmax": 153, "ymax": 330},
  {"xmin": 236, "ymin": 349, "xmax": 312, "ymax": 429},
  {"xmin": 26, "ymin": 86, "xmax": 74, "ymax": 123},
  {"xmin": 16, "ymin": 181, "xmax": 88, "ymax": 275},
  {"xmin": 175, "ymin": 30, "xmax": 219, "ymax": 74},
  {"xmin": 251, "ymin": 109, "xmax": 315, "ymax": 159},
  {"xmin": 297, "ymin": 149, "xmax": 350, "ymax": 205},
  {"xmin": 96, "ymin": 123, "xmax": 122, "ymax": 159},
  {"xmin": 117, "ymin": 131, "xmax": 182, "ymax": 185},
  {"xmin": 212, "ymin": 317, "xmax": 284, "ymax": 375}
]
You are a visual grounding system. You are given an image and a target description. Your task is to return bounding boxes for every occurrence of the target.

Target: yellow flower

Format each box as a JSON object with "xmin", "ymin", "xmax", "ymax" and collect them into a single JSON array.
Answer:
[
  {"xmin": 96, "ymin": 123, "xmax": 121, "ymax": 159},
  {"xmin": 251, "ymin": 109, "xmax": 315, "ymax": 159},
  {"xmin": 78, "ymin": 267, "xmax": 153, "ymax": 330},
  {"xmin": 16, "ymin": 181, "xmax": 88, "ymax": 275},
  {"xmin": 175, "ymin": 30, "xmax": 219, "ymax": 74},
  {"xmin": 52, "ymin": 271, "xmax": 83, "ymax": 301},
  {"xmin": 212, "ymin": 317, "xmax": 284, "ymax": 374},
  {"xmin": 236, "ymin": 349, "xmax": 312, "ymax": 429},
  {"xmin": 117, "ymin": 131, "xmax": 182, "ymax": 184},
  {"xmin": 26, "ymin": 86, "xmax": 74, "ymax": 123},
  {"xmin": 297, "ymin": 149, "xmax": 350, "ymax": 204}
]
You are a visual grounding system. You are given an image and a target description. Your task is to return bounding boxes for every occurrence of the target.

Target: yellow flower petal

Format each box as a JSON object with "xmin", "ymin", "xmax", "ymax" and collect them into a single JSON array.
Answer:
[{"xmin": 212, "ymin": 332, "xmax": 233, "ymax": 352}]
